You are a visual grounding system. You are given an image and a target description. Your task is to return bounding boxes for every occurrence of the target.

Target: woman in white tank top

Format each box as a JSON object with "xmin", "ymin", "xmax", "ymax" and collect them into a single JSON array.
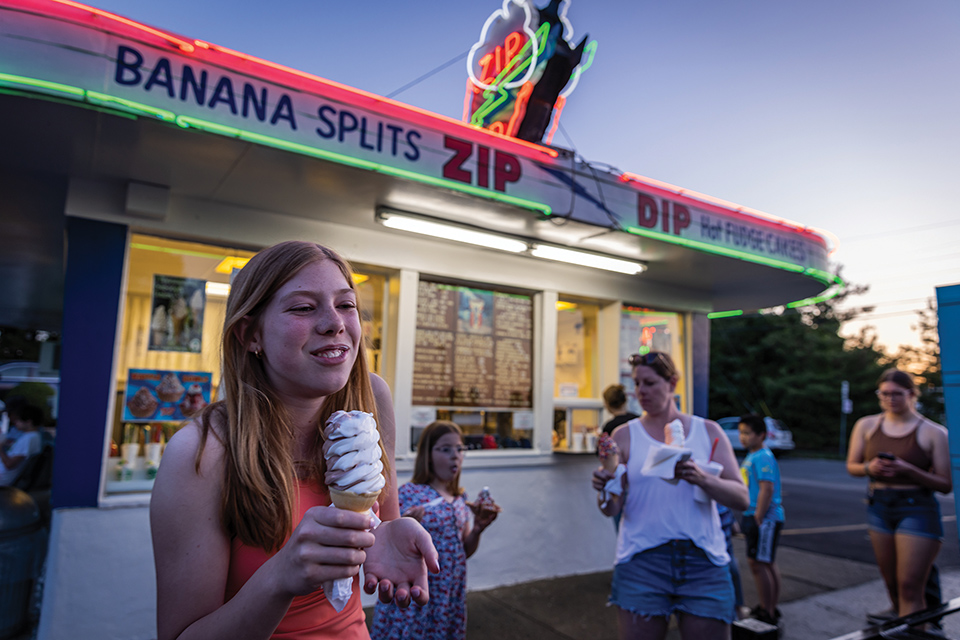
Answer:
[{"xmin": 592, "ymin": 351, "xmax": 748, "ymax": 640}]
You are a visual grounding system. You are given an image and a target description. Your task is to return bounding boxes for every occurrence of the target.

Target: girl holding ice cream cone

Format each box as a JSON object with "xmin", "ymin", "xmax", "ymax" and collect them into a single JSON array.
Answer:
[
  {"xmin": 151, "ymin": 241, "xmax": 439, "ymax": 640},
  {"xmin": 591, "ymin": 351, "xmax": 748, "ymax": 640},
  {"xmin": 372, "ymin": 420, "xmax": 499, "ymax": 640}
]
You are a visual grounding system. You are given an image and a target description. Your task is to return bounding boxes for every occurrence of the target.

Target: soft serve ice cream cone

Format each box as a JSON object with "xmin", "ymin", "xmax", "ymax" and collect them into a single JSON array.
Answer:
[
  {"xmin": 321, "ymin": 410, "xmax": 386, "ymax": 612},
  {"xmin": 323, "ymin": 410, "xmax": 386, "ymax": 512},
  {"xmin": 597, "ymin": 432, "xmax": 620, "ymax": 474},
  {"xmin": 664, "ymin": 419, "xmax": 685, "ymax": 447}
]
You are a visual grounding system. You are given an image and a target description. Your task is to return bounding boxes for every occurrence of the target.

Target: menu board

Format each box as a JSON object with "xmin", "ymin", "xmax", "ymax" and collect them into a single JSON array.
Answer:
[{"xmin": 412, "ymin": 281, "xmax": 532, "ymax": 408}]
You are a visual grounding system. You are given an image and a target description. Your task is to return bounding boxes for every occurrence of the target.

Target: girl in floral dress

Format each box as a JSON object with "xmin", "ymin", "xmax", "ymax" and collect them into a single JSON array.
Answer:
[{"xmin": 371, "ymin": 421, "xmax": 499, "ymax": 640}]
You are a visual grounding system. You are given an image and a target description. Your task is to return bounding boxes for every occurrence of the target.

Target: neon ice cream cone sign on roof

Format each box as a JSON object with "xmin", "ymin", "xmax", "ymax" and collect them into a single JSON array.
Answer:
[{"xmin": 465, "ymin": 0, "xmax": 596, "ymax": 145}]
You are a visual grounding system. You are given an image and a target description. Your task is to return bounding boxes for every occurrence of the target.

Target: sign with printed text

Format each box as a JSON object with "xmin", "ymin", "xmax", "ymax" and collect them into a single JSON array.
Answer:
[
  {"xmin": 0, "ymin": 5, "xmax": 829, "ymax": 275},
  {"xmin": 412, "ymin": 281, "xmax": 532, "ymax": 408}
]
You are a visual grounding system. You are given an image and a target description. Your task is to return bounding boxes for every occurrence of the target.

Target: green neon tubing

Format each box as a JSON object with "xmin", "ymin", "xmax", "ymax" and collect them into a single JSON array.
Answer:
[
  {"xmin": 1, "ymin": 72, "xmax": 551, "ymax": 217},
  {"xmin": 707, "ymin": 278, "xmax": 846, "ymax": 319},
  {"xmin": 0, "ymin": 72, "xmax": 84, "ymax": 98},
  {"xmin": 471, "ymin": 23, "xmax": 550, "ymax": 126},
  {"xmin": 7, "ymin": 72, "xmax": 839, "ymax": 301},
  {"xmin": 707, "ymin": 310, "xmax": 744, "ymax": 319},
  {"xmin": 86, "ymin": 91, "xmax": 176, "ymax": 122},
  {"xmin": 173, "ymin": 115, "xmax": 551, "ymax": 215}
]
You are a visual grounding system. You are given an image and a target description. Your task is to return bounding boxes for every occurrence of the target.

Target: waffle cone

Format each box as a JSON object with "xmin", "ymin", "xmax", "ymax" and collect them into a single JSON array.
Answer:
[
  {"xmin": 602, "ymin": 453, "xmax": 620, "ymax": 474},
  {"xmin": 329, "ymin": 488, "xmax": 381, "ymax": 512}
]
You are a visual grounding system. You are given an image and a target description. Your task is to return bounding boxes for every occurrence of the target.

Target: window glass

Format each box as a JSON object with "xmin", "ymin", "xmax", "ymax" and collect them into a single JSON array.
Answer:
[
  {"xmin": 108, "ymin": 235, "xmax": 256, "ymax": 494},
  {"xmin": 552, "ymin": 405, "xmax": 602, "ymax": 452},
  {"xmin": 619, "ymin": 306, "xmax": 686, "ymax": 415},
  {"xmin": 410, "ymin": 279, "xmax": 533, "ymax": 450},
  {"xmin": 353, "ymin": 270, "xmax": 386, "ymax": 375},
  {"xmin": 554, "ymin": 299, "xmax": 599, "ymax": 399},
  {"xmin": 106, "ymin": 235, "xmax": 386, "ymax": 495}
]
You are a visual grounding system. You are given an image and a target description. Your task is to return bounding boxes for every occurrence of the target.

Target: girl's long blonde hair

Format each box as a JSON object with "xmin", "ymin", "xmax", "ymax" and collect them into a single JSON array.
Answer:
[{"xmin": 196, "ymin": 241, "xmax": 391, "ymax": 551}]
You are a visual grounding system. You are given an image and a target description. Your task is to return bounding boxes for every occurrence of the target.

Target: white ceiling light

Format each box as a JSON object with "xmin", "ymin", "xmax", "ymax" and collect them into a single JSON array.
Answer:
[
  {"xmin": 531, "ymin": 244, "xmax": 646, "ymax": 275},
  {"xmin": 205, "ymin": 281, "xmax": 231, "ymax": 298},
  {"xmin": 378, "ymin": 211, "xmax": 528, "ymax": 253},
  {"xmin": 376, "ymin": 209, "xmax": 645, "ymax": 275}
]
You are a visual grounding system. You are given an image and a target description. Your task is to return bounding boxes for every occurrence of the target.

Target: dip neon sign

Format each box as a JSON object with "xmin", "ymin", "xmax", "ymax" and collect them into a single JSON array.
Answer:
[{"xmin": 465, "ymin": 0, "xmax": 595, "ymax": 144}]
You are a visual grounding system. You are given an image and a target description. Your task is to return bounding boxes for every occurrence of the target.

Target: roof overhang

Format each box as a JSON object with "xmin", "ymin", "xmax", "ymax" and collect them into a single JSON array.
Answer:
[{"xmin": 0, "ymin": 0, "xmax": 840, "ymax": 316}]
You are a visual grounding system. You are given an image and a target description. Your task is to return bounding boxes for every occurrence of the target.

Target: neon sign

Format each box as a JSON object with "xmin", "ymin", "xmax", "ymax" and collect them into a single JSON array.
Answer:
[{"xmin": 465, "ymin": 0, "xmax": 596, "ymax": 144}]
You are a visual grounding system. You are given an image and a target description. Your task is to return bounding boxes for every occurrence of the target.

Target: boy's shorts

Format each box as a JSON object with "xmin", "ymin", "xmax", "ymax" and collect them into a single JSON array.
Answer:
[{"xmin": 741, "ymin": 517, "xmax": 783, "ymax": 564}]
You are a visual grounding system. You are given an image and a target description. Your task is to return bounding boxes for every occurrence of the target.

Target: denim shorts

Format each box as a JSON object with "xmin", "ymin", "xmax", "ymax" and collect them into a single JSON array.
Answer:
[
  {"xmin": 867, "ymin": 488, "xmax": 943, "ymax": 540},
  {"xmin": 611, "ymin": 539, "xmax": 735, "ymax": 623}
]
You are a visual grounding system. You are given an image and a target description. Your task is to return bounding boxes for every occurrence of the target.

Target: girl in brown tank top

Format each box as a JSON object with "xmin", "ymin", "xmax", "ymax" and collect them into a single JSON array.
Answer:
[
  {"xmin": 844, "ymin": 368, "xmax": 951, "ymax": 624},
  {"xmin": 863, "ymin": 417, "xmax": 932, "ymax": 483}
]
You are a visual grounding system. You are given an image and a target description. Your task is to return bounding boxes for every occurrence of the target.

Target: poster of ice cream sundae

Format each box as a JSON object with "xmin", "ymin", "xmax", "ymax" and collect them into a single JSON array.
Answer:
[
  {"xmin": 149, "ymin": 275, "xmax": 206, "ymax": 353},
  {"xmin": 456, "ymin": 288, "xmax": 493, "ymax": 335},
  {"xmin": 123, "ymin": 369, "xmax": 212, "ymax": 422}
]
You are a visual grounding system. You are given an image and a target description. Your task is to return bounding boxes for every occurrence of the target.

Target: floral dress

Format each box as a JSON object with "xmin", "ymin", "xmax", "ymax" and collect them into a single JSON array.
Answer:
[{"xmin": 370, "ymin": 483, "xmax": 470, "ymax": 640}]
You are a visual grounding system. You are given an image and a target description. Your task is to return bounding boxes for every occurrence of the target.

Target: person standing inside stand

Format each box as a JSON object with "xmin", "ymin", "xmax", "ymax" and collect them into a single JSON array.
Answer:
[
  {"xmin": 592, "ymin": 351, "xmax": 748, "ymax": 640},
  {"xmin": 846, "ymin": 368, "xmax": 950, "ymax": 627},
  {"xmin": 601, "ymin": 384, "xmax": 639, "ymax": 437}
]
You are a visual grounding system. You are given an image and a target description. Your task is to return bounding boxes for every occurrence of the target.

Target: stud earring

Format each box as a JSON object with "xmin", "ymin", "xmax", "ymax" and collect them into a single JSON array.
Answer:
[{"xmin": 255, "ymin": 349, "xmax": 263, "ymax": 359}]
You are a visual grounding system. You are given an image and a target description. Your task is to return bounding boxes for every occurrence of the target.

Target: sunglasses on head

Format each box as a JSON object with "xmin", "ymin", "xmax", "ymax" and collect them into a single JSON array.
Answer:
[{"xmin": 629, "ymin": 352, "xmax": 667, "ymax": 368}]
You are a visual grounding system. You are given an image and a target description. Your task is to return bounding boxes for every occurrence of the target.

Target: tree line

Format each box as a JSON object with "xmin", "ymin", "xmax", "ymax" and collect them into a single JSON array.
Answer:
[{"xmin": 708, "ymin": 276, "xmax": 943, "ymax": 452}]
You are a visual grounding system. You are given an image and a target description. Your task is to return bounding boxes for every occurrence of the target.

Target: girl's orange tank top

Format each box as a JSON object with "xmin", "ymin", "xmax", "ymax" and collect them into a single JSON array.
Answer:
[{"xmin": 224, "ymin": 480, "xmax": 369, "ymax": 639}]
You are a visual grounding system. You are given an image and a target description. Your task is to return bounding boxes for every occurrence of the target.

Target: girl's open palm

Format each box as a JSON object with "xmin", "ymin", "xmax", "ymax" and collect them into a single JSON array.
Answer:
[{"xmin": 363, "ymin": 517, "xmax": 439, "ymax": 607}]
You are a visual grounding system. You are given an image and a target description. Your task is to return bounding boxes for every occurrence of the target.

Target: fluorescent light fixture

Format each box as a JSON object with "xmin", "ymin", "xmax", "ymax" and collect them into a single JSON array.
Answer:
[
  {"xmin": 378, "ymin": 211, "xmax": 528, "ymax": 253},
  {"xmin": 206, "ymin": 281, "xmax": 231, "ymax": 297},
  {"xmin": 531, "ymin": 244, "xmax": 646, "ymax": 275}
]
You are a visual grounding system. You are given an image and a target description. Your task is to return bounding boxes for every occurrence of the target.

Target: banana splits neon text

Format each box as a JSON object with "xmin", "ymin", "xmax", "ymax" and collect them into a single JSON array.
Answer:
[{"xmin": 113, "ymin": 45, "xmax": 421, "ymax": 161}]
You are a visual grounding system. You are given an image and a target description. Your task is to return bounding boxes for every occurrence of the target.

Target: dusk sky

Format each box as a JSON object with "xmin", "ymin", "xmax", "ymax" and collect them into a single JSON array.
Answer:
[{"xmin": 87, "ymin": 0, "xmax": 960, "ymax": 353}]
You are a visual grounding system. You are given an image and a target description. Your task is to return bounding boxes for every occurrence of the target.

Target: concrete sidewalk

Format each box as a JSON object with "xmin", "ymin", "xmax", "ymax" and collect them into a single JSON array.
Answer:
[{"xmin": 408, "ymin": 537, "xmax": 960, "ymax": 639}]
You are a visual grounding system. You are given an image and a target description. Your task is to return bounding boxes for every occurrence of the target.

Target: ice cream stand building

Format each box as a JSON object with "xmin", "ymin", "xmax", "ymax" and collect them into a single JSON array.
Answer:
[{"xmin": 0, "ymin": 1, "xmax": 839, "ymax": 637}]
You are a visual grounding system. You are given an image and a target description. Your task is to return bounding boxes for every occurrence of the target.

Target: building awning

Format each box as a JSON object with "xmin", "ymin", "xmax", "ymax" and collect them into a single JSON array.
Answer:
[{"xmin": 0, "ymin": 0, "xmax": 840, "ymax": 316}]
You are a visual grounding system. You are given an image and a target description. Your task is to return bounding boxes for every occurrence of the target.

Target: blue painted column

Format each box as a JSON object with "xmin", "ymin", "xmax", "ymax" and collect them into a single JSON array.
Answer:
[
  {"xmin": 936, "ymin": 284, "xmax": 960, "ymax": 532},
  {"xmin": 51, "ymin": 218, "xmax": 128, "ymax": 508},
  {"xmin": 692, "ymin": 312, "xmax": 710, "ymax": 418}
]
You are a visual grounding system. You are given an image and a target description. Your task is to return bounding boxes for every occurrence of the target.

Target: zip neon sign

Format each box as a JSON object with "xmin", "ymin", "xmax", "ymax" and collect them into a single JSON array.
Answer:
[{"xmin": 465, "ymin": 0, "xmax": 595, "ymax": 144}]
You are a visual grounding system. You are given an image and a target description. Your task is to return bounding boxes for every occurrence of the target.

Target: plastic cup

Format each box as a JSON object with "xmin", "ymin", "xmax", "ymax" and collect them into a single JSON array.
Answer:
[
  {"xmin": 693, "ymin": 461, "xmax": 724, "ymax": 503},
  {"xmin": 121, "ymin": 442, "xmax": 140, "ymax": 462},
  {"xmin": 145, "ymin": 442, "xmax": 163, "ymax": 465}
]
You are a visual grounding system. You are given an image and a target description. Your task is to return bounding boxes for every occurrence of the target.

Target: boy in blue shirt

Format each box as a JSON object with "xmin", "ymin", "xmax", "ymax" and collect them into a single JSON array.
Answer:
[{"xmin": 739, "ymin": 414, "xmax": 785, "ymax": 626}]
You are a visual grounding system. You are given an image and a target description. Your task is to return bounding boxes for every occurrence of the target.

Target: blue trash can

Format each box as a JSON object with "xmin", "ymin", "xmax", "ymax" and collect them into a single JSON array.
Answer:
[{"xmin": 0, "ymin": 487, "xmax": 43, "ymax": 640}]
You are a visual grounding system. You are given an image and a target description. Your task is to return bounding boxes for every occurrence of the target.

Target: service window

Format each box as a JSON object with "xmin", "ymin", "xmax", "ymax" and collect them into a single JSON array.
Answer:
[
  {"xmin": 409, "ymin": 279, "xmax": 533, "ymax": 450},
  {"xmin": 619, "ymin": 305, "xmax": 687, "ymax": 415},
  {"xmin": 552, "ymin": 298, "xmax": 603, "ymax": 452},
  {"xmin": 106, "ymin": 235, "xmax": 387, "ymax": 495},
  {"xmin": 554, "ymin": 299, "xmax": 599, "ymax": 399}
]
